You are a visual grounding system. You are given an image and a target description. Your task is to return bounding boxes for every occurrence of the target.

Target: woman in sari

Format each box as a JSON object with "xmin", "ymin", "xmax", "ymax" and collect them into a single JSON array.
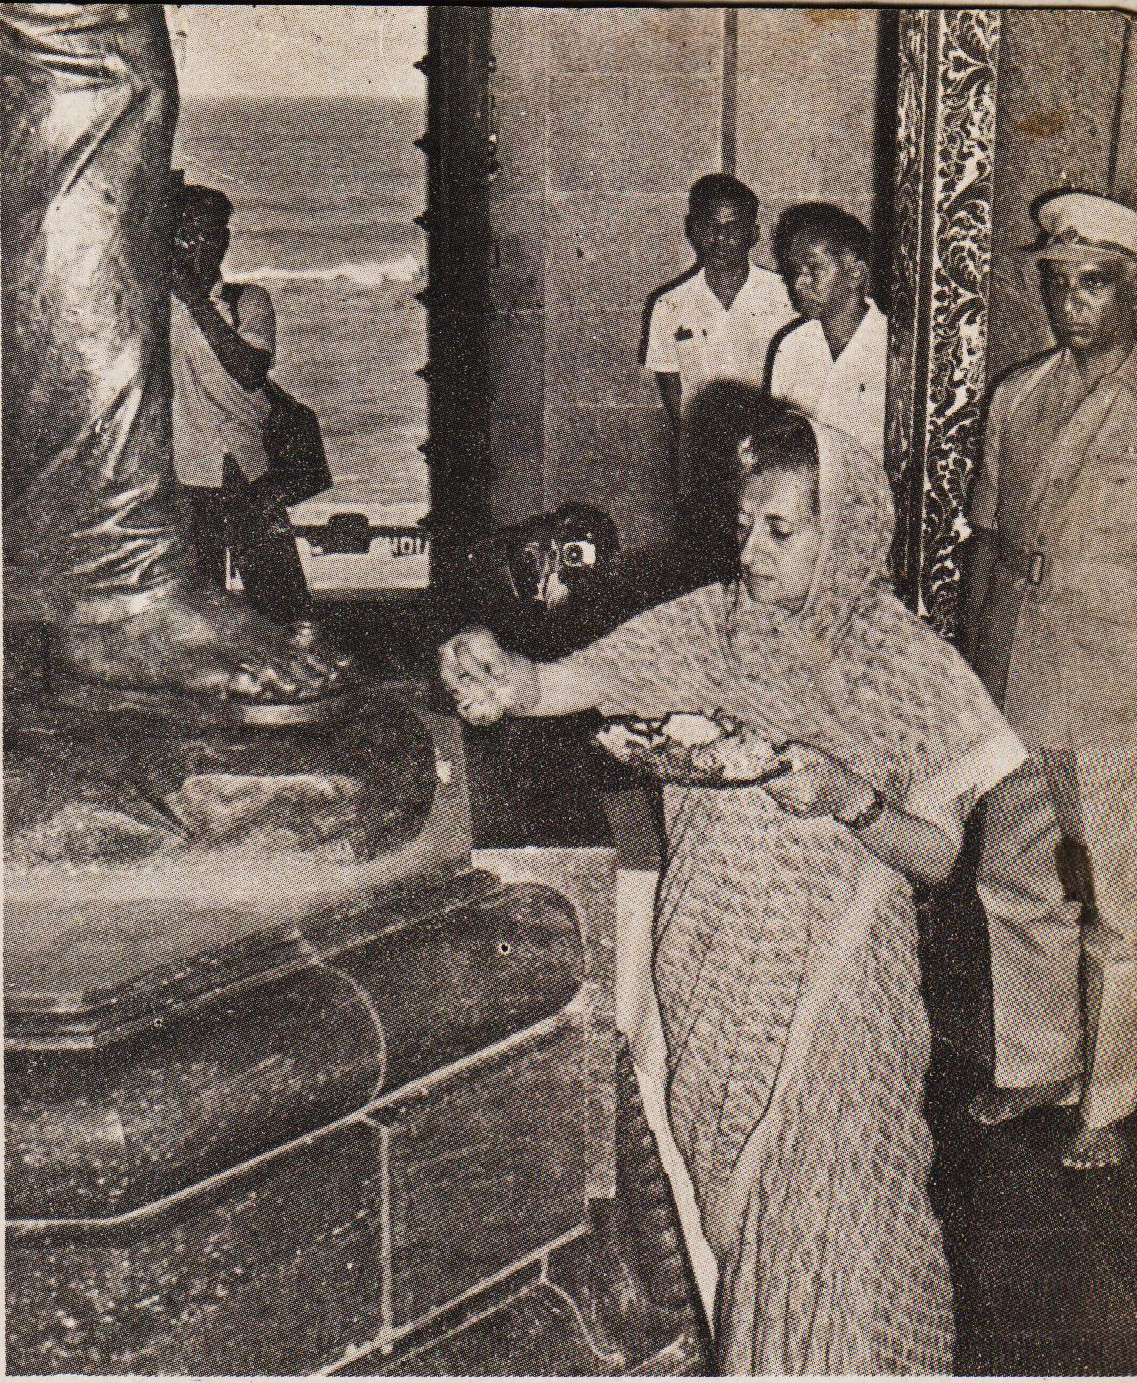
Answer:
[{"xmin": 440, "ymin": 403, "xmax": 1024, "ymax": 1374}]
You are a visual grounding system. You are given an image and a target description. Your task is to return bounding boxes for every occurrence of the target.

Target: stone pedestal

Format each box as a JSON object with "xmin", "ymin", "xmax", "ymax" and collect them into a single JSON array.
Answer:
[
  {"xmin": 5, "ymin": 683, "xmax": 704, "ymax": 1374},
  {"xmin": 6, "ymin": 865, "xmax": 596, "ymax": 1373}
]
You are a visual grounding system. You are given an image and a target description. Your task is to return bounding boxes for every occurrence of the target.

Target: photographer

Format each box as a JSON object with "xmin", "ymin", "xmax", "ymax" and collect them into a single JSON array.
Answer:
[{"xmin": 171, "ymin": 182, "xmax": 311, "ymax": 624}]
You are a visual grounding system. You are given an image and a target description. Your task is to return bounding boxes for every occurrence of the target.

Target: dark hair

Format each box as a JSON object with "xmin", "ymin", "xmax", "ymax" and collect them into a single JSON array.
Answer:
[
  {"xmin": 743, "ymin": 404, "xmax": 821, "ymax": 514},
  {"xmin": 688, "ymin": 173, "xmax": 759, "ymax": 224},
  {"xmin": 675, "ymin": 387, "xmax": 817, "ymax": 590},
  {"xmin": 177, "ymin": 183, "xmax": 234, "ymax": 237},
  {"xmin": 772, "ymin": 202, "xmax": 872, "ymax": 279}
]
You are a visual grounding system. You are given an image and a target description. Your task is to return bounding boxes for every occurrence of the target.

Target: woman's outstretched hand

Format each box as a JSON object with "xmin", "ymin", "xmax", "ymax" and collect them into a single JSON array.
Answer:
[
  {"xmin": 759, "ymin": 742, "xmax": 877, "ymax": 821},
  {"xmin": 438, "ymin": 627, "xmax": 540, "ymax": 726},
  {"xmin": 686, "ymin": 712, "xmax": 782, "ymax": 783}
]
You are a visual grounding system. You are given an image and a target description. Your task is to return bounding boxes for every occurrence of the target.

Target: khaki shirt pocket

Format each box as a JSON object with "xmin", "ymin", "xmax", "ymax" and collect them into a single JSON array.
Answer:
[
  {"xmin": 1058, "ymin": 553, "xmax": 1137, "ymax": 626},
  {"xmin": 1081, "ymin": 459, "xmax": 1137, "ymax": 555},
  {"xmin": 1052, "ymin": 457, "xmax": 1137, "ymax": 622}
]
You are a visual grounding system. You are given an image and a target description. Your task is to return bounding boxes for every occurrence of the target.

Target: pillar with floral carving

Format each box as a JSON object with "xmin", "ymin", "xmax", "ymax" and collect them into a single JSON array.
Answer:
[{"xmin": 886, "ymin": 9, "xmax": 1001, "ymax": 638}]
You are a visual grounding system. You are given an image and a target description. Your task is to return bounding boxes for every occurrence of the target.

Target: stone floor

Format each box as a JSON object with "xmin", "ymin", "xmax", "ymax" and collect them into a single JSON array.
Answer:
[{"xmin": 933, "ymin": 1069, "xmax": 1137, "ymax": 1376}]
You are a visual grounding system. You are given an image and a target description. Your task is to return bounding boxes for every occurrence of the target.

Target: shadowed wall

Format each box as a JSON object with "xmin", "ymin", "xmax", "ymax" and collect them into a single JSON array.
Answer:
[
  {"xmin": 988, "ymin": 8, "xmax": 1136, "ymax": 384},
  {"xmin": 485, "ymin": 7, "xmax": 881, "ymax": 555}
]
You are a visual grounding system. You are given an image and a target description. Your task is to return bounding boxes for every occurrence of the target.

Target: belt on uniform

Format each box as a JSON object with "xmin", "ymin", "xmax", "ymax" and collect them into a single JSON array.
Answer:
[{"xmin": 998, "ymin": 540, "xmax": 1047, "ymax": 585}]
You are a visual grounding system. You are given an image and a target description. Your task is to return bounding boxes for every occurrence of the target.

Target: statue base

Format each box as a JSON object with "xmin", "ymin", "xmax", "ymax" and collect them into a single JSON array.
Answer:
[{"xmin": 4, "ymin": 676, "xmax": 708, "ymax": 1374}]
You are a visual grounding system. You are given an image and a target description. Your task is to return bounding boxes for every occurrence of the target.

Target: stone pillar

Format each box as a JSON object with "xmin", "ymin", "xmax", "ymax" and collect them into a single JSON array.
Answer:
[{"xmin": 886, "ymin": 9, "xmax": 1001, "ymax": 636}]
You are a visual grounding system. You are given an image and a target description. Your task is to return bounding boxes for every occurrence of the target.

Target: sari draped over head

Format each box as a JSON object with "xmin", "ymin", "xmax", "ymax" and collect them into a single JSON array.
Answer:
[{"xmin": 557, "ymin": 422, "xmax": 1024, "ymax": 1376}]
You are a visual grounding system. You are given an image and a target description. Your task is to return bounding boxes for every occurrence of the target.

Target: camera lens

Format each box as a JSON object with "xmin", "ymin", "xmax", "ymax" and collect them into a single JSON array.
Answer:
[{"xmin": 561, "ymin": 540, "xmax": 596, "ymax": 568}]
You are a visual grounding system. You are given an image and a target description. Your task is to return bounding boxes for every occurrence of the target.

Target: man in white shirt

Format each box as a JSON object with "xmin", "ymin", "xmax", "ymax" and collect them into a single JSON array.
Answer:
[
  {"xmin": 645, "ymin": 175, "xmax": 794, "ymax": 428},
  {"xmin": 769, "ymin": 204, "xmax": 888, "ymax": 462},
  {"xmin": 171, "ymin": 183, "xmax": 310, "ymax": 623}
]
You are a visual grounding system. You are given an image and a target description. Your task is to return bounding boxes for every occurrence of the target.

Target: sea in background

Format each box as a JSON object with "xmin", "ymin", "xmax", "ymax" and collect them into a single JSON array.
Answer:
[{"xmin": 175, "ymin": 96, "xmax": 429, "ymax": 508}]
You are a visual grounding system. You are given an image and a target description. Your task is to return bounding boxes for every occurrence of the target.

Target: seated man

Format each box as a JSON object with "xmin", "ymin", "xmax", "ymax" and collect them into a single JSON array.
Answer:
[
  {"xmin": 645, "ymin": 173, "xmax": 794, "ymax": 431},
  {"xmin": 172, "ymin": 183, "xmax": 311, "ymax": 626},
  {"xmin": 769, "ymin": 203, "xmax": 887, "ymax": 462}
]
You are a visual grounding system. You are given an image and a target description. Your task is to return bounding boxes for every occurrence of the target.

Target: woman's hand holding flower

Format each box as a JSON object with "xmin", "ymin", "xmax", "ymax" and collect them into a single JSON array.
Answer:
[
  {"xmin": 687, "ymin": 712, "xmax": 780, "ymax": 782},
  {"xmin": 760, "ymin": 742, "xmax": 878, "ymax": 822},
  {"xmin": 438, "ymin": 627, "xmax": 540, "ymax": 726}
]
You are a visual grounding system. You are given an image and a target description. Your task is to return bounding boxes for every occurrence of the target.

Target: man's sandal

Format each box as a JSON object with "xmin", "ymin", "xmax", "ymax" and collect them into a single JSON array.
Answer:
[
  {"xmin": 1061, "ymin": 1122, "xmax": 1129, "ymax": 1172},
  {"xmin": 968, "ymin": 1077, "xmax": 1081, "ymax": 1127}
]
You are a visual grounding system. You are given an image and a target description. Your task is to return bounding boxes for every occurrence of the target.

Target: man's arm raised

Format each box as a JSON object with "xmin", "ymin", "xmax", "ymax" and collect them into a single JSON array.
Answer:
[{"xmin": 173, "ymin": 267, "xmax": 271, "ymax": 391}]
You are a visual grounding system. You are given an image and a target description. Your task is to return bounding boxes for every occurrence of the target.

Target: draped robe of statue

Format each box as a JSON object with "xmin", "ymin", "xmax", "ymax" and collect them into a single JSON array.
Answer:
[
  {"xmin": 2, "ymin": 3, "xmax": 183, "ymax": 628},
  {"xmin": 3, "ymin": 3, "xmax": 355, "ymax": 723}
]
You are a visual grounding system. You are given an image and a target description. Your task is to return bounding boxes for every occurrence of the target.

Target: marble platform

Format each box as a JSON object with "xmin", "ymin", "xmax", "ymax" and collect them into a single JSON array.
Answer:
[{"xmin": 6, "ymin": 856, "xmax": 605, "ymax": 1372}]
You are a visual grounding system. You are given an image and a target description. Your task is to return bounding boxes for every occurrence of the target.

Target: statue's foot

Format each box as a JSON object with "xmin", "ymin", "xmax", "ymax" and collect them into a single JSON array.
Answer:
[
  {"xmin": 50, "ymin": 585, "xmax": 360, "ymax": 728},
  {"xmin": 1061, "ymin": 1120, "xmax": 1129, "ymax": 1172},
  {"xmin": 968, "ymin": 1076, "xmax": 1081, "ymax": 1126}
]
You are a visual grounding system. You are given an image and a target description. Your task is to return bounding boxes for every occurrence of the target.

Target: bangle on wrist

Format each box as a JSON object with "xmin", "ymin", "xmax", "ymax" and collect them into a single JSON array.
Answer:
[{"xmin": 838, "ymin": 786, "xmax": 885, "ymax": 832}]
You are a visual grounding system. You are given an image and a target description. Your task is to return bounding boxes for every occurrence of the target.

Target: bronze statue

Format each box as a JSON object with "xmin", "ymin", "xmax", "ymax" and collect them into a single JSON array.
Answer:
[{"xmin": 2, "ymin": 4, "xmax": 355, "ymax": 727}]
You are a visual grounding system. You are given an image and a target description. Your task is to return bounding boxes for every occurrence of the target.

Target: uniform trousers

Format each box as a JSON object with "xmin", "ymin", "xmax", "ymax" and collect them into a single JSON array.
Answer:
[{"xmin": 977, "ymin": 747, "xmax": 1137, "ymax": 1129}]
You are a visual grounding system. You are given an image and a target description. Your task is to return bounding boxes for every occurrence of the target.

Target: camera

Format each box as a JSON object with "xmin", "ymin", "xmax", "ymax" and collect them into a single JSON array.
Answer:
[{"xmin": 559, "ymin": 539, "xmax": 597, "ymax": 570}]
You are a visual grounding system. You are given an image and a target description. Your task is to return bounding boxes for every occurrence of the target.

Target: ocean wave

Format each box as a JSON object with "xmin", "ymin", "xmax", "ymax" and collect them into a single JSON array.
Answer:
[{"xmin": 241, "ymin": 252, "xmax": 423, "ymax": 287}]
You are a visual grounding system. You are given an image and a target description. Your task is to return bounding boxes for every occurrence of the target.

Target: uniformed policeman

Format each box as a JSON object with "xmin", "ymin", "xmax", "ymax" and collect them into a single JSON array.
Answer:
[{"xmin": 963, "ymin": 190, "xmax": 1137, "ymax": 1170}]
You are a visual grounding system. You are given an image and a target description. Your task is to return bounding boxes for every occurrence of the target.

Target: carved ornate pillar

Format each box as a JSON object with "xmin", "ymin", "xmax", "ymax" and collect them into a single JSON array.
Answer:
[{"xmin": 886, "ymin": 9, "xmax": 1001, "ymax": 636}]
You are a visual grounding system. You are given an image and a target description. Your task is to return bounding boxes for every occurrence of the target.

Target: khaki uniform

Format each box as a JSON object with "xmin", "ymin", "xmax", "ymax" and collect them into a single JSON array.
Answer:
[{"xmin": 971, "ymin": 345, "xmax": 1137, "ymax": 1129}]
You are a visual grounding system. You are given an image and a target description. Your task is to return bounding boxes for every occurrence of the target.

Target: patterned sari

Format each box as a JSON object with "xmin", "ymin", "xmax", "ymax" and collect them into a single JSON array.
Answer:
[{"xmin": 558, "ymin": 424, "xmax": 1023, "ymax": 1374}]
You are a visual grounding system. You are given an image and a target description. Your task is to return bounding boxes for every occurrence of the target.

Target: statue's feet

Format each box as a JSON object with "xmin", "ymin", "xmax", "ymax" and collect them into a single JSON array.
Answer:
[
  {"xmin": 968, "ymin": 1076, "xmax": 1081, "ymax": 1127},
  {"xmin": 50, "ymin": 585, "xmax": 359, "ymax": 727}
]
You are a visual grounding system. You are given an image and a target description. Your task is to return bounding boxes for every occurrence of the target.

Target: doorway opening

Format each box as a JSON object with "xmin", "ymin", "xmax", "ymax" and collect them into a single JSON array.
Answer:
[{"xmin": 170, "ymin": 4, "xmax": 430, "ymax": 597}]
